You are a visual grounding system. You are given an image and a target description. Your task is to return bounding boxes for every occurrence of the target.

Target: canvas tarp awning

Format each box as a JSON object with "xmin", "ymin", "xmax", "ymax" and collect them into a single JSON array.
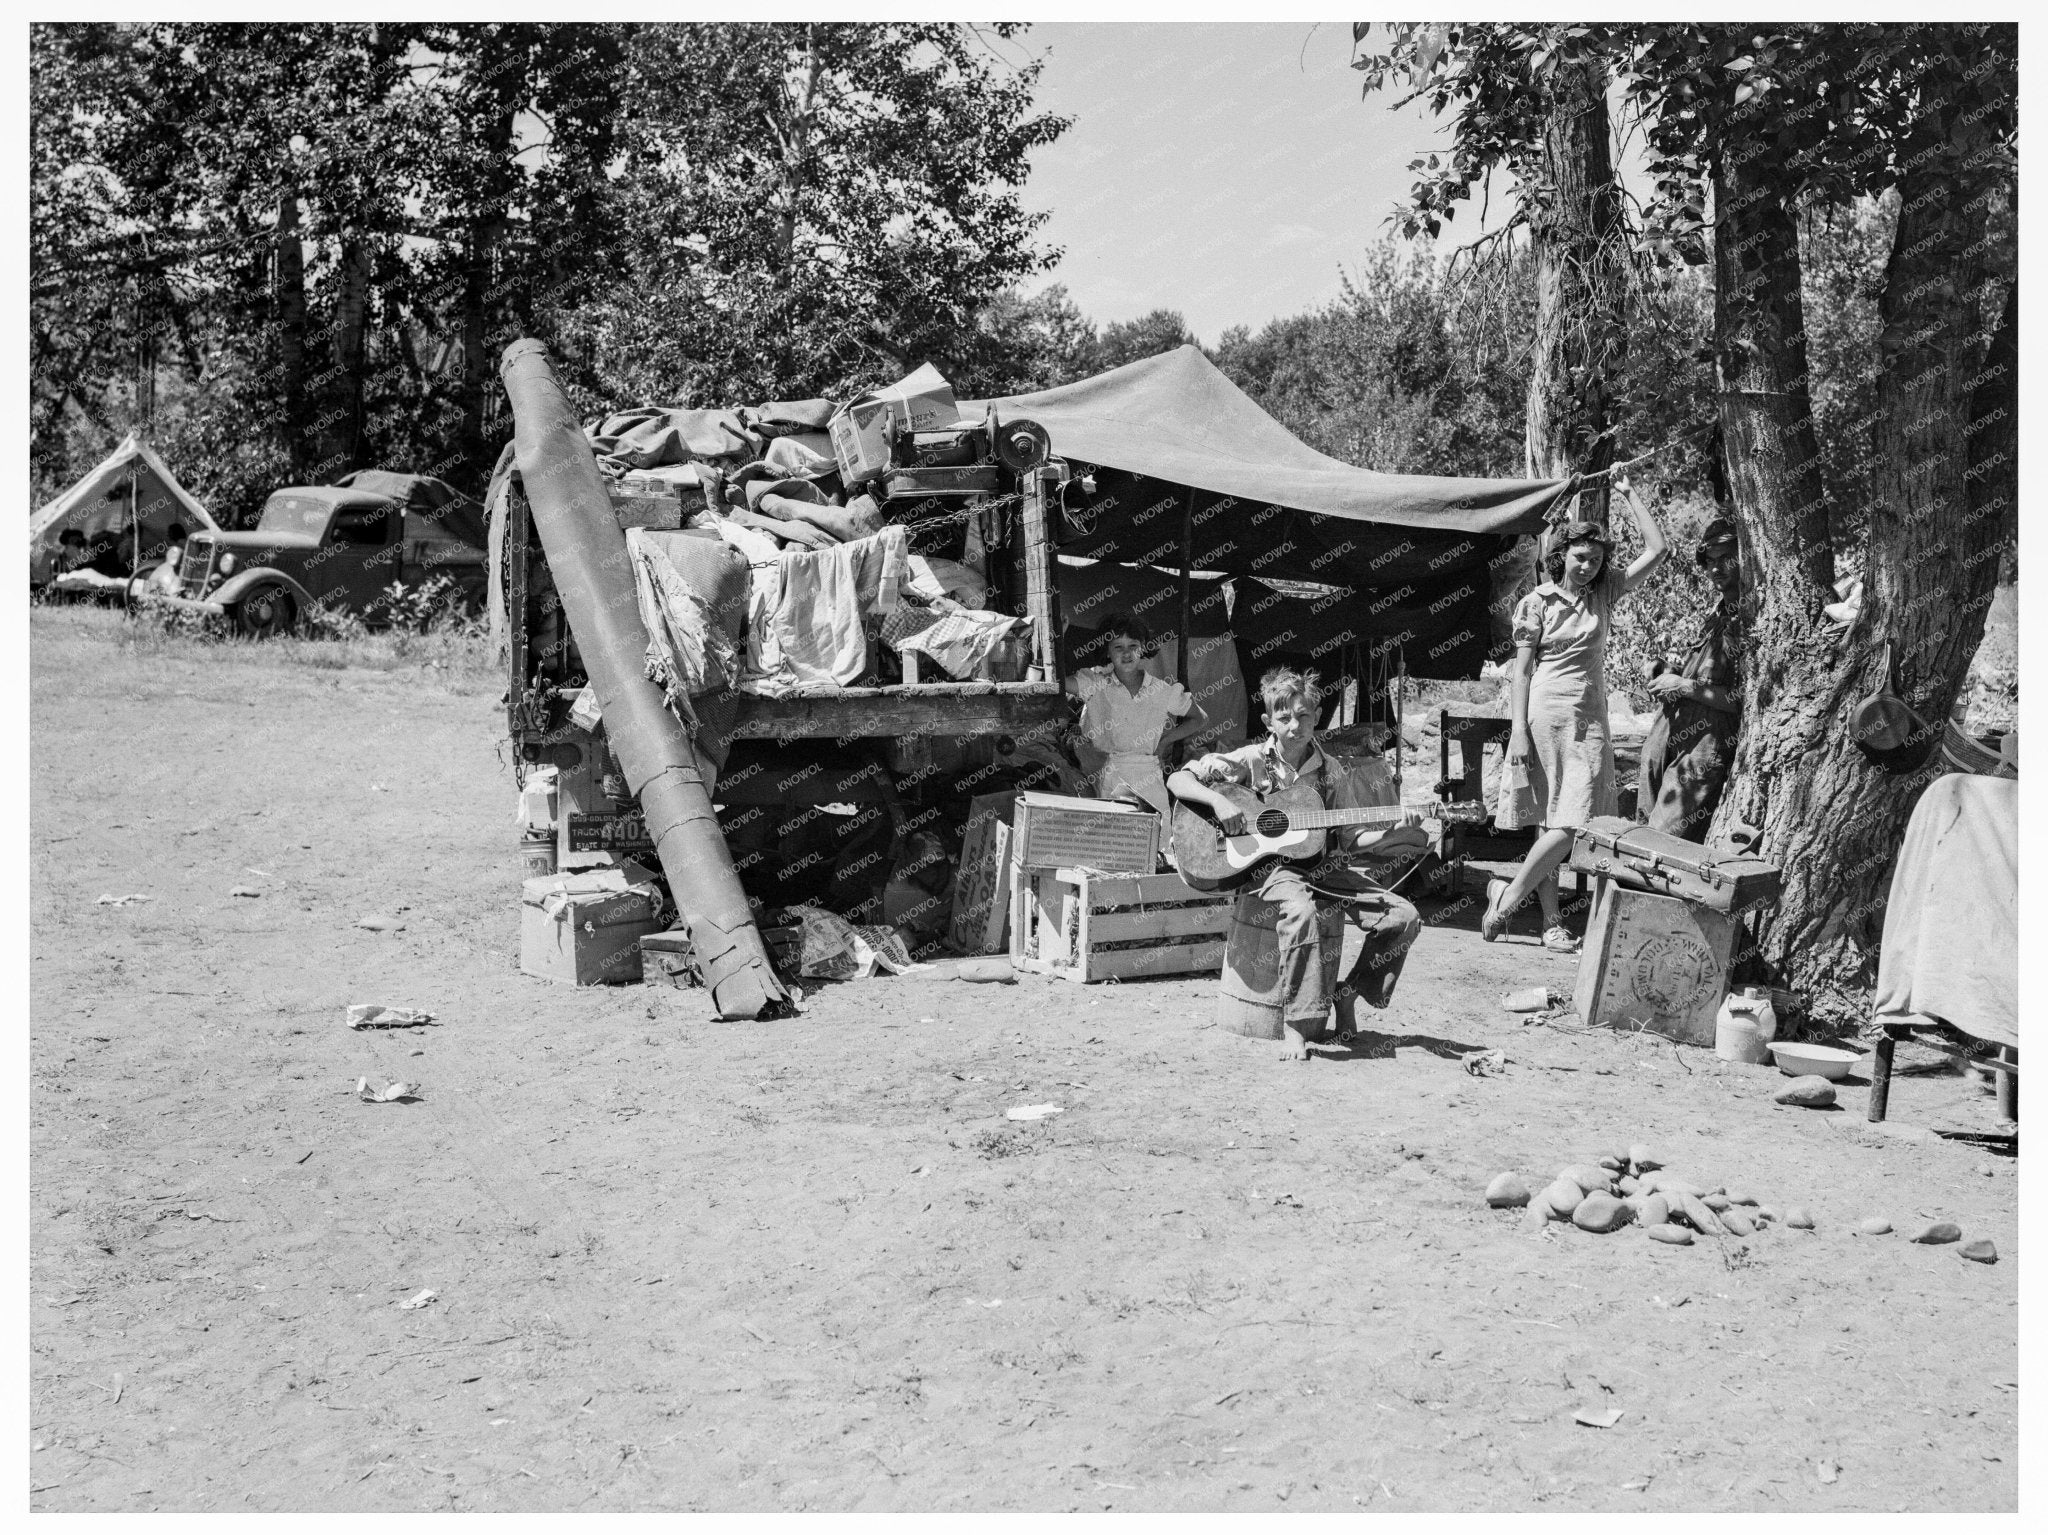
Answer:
[
  {"xmin": 968, "ymin": 344, "xmax": 1571, "ymax": 542},
  {"xmin": 29, "ymin": 434, "xmax": 220, "ymax": 585},
  {"xmin": 970, "ymin": 346, "xmax": 1572, "ymax": 672}
]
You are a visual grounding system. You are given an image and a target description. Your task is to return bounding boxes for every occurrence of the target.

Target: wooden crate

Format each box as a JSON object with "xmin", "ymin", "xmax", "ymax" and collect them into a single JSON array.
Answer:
[
  {"xmin": 1010, "ymin": 866, "xmax": 1231, "ymax": 984},
  {"xmin": 1572, "ymin": 877, "xmax": 1736, "ymax": 1045}
]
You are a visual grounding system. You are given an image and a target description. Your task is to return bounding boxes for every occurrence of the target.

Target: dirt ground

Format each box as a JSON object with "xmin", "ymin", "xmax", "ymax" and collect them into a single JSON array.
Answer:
[{"xmin": 30, "ymin": 604, "xmax": 2019, "ymax": 1513}]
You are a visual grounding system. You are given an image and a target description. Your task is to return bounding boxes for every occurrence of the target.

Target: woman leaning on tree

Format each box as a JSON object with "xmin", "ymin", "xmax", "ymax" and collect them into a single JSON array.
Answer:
[{"xmin": 1482, "ymin": 474, "xmax": 1668, "ymax": 951}]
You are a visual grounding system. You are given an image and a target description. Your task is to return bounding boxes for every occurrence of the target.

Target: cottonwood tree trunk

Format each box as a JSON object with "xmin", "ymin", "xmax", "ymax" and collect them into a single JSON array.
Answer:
[
  {"xmin": 1712, "ymin": 141, "xmax": 2014, "ymax": 1011},
  {"xmin": 315, "ymin": 237, "xmax": 372, "ymax": 477},
  {"xmin": 274, "ymin": 190, "xmax": 312, "ymax": 477},
  {"xmin": 1523, "ymin": 53, "xmax": 1625, "ymax": 524}
]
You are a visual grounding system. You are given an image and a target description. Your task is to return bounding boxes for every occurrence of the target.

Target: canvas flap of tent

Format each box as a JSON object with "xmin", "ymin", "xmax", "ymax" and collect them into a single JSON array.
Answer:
[{"xmin": 30, "ymin": 435, "xmax": 220, "ymax": 584}]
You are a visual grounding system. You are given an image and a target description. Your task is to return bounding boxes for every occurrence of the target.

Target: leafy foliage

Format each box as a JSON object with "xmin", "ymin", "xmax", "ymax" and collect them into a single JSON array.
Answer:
[{"xmin": 31, "ymin": 22, "xmax": 1068, "ymax": 518}]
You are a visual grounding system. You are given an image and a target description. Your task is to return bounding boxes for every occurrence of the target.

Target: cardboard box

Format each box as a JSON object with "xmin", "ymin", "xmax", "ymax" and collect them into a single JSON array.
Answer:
[
  {"xmin": 520, "ymin": 868, "xmax": 664, "ymax": 985},
  {"xmin": 1012, "ymin": 791, "xmax": 1159, "ymax": 874},
  {"xmin": 948, "ymin": 790, "xmax": 1021, "ymax": 955},
  {"xmin": 830, "ymin": 363, "xmax": 962, "ymax": 483}
]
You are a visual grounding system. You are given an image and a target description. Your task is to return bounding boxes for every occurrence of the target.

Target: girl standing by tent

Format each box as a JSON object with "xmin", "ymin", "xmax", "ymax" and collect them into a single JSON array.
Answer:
[
  {"xmin": 1066, "ymin": 611, "xmax": 1212, "ymax": 817},
  {"xmin": 1482, "ymin": 476, "xmax": 1667, "ymax": 950}
]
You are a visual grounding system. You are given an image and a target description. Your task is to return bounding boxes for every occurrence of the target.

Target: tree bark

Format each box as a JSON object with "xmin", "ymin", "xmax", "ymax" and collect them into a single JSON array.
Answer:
[
  {"xmin": 315, "ymin": 237, "xmax": 372, "ymax": 477},
  {"xmin": 1522, "ymin": 52, "xmax": 1624, "ymax": 524},
  {"xmin": 1713, "ymin": 138, "xmax": 2013, "ymax": 1011},
  {"xmin": 274, "ymin": 189, "xmax": 311, "ymax": 476},
  {"xmin": 459, "ymin": 212, "xmax": 502, "ymax": 493},
  {"xmin": 1707, "ymin": 147, "xmax": 1851, "ymax": 1000}
]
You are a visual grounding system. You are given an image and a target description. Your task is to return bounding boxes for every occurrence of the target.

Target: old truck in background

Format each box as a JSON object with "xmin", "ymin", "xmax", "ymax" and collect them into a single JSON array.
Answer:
[{"xmin": 155, "ymin": 472, "xmax": 489, "ymax": 636}]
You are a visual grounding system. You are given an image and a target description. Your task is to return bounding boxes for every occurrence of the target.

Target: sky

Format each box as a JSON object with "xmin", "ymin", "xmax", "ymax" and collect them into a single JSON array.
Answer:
[{"xmin": 1009, "ymin": 22, "xmax": 1518, "ymax": 345}]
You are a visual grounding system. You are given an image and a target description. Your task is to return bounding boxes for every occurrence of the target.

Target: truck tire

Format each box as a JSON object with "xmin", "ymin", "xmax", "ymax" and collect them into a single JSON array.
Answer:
[{"xmin": 233, "ymin": 583, "xmax": 298, "ymax": 638}]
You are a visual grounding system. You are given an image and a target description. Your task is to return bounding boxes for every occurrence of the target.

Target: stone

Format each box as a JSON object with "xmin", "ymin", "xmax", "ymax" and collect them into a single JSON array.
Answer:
[
  {"xmin": 1754, "ymin": 1207, "xmax": 1778, "ymax": 1225},
  {"xmin": 1774, "ymin": 1076, "xmax": 1837, "ymax": 1108},
  {"xmin": 1702, "ymin": 1193, "xmax": 1732, "ymax": 1212},
  {"xmin": 1960, "ymin": 1238, "xmax": 1998, "ymax": 1264},
  {"xmin": 1559, "ymin": 1165, "xmax": 1615, "ymax": 1197},
  {"xmin": 1640, "ymin": 1193, "xmax": 1671, "ymax": 1228},
  {"xmin": 1572, "ymin": 1192, "xmax": 1633, "ymax": 1234},
  {"xmin": 1644, "ymin": 1174, "xmax": 1702, "ymax": 1200},
  {"xmin": 1678, "ymin": 1194, "xmax": 1726, "ymax": 1236},
  {"xmin": 1720, "ymin": 1207, "xmax": 1755, "ymax": 1237},
  {"xmin": 1855, "ymin": 1217, "xmax": 1892, "ymax": 1236},
  {"xmin": 1908, "ymin": 1221, "xmax": 1961, "ymax": 1245},
  {"xmin": 1519, "ymin": 1205, "xmax": 1551, "ymax": 1233},
  {"xmin": 1974, "ymin": 1164, "xmax": 1996, "ymax": 1178},
  {"xmin": 1647, "ymin": 1225, "xmax": 1693, "ymax": 1246},
  {"xmin": 1628, "ymin": 1144, "xmax": 1663, "ymax": 1173},
  {"xmin": 356, "ymin": 914, "xmax": 407, "ymax": 933},
  {"xmin": 1617, "ymin": 1175, "xmax": 1640, "ymax": 1196},
  {"xmin": 1725, "ymin": 1190, "xmax": 1760, "ymax": 1207},
  {"xmin": 1596, "ymin": 1154, "xmax": 1627, "ymax": 1172},
  {"xmin": 1485, "ymin": 1172, "xmax": 1532, "ymax": 1209},
  {"xmin": 1785, "ymin": 1207, "xmax": 1815, "ymax": 1230},
  {"xmin": 1543, "ymin": 1178, "xmax": 1586, "ymax": 1219}
]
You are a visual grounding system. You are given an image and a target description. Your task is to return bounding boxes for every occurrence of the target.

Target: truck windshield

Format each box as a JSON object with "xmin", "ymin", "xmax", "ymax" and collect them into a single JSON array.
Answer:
[{"xmin": 256, "ymin": 494, "xmax": 331, "ymax": 538}]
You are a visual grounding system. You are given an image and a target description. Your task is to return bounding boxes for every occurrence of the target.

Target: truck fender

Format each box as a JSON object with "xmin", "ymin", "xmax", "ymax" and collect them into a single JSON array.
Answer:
[{"xmin": 210, "ymin": 567, "xmax": 317, "ymax": 614}]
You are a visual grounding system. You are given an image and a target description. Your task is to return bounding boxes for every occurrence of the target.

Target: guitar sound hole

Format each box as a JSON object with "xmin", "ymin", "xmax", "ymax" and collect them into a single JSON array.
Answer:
[{"xmin": 1255, "ymin": 811, "xmax": 1290, "ymax": 838}]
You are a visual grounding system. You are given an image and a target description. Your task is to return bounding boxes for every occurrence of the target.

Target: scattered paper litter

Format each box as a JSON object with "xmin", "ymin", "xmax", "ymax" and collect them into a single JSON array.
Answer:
[
  {"xmin": 1462, "ymin": 1049, "xmax": 1508, "ymax": 1077},
  {"xmin": 96, "ymin": 893, "xmax": 150, "ymax": 907},
  {"xmin": 1818, "ymin": 1461, "xmax": 1840, "ymax": 1485},
  {"xmin": 354, "ymin": 1077, "xmax": 421, "ymax": 1104},
  {"xmin": 1502, "ymin": 986, "xmax": 1555, "ymax": 1013},
  {"xmin": 355, "ymin": 914, "xmax": 406, "ymax": 932},
  {"xmin": 1573, "ymin": 1408, "xmax": 1624, "ymax": 1429},
  {"xmin": 397, "ymin": 1288, "xmax": 437, "ymax": 1310},
  {"xmin": 1005, "ymin": 1103, "xmax": 1063, "ymax": 1121},
  {"xmin": 348, "ymin": 1004, "xmax": 437, "ymax": 1030}
]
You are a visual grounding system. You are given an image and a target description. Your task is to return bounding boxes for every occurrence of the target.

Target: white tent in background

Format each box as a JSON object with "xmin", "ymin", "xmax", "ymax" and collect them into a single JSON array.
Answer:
[{"xmin": 29, "ymin": 434, "xmax": 220, "ymax": 586}]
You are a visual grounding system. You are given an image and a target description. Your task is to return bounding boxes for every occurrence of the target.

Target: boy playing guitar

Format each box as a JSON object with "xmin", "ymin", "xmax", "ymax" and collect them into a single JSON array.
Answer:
[{"xmin": 1167, "ymin": 666, "xmax": 1428, "ymax": 1060}]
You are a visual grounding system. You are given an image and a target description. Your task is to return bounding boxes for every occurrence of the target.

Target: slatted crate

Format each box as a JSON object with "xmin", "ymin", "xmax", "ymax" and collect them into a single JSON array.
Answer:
[{"xmin": 1009, "ymin": 865, "xmax": 1232, "ymax": 983}]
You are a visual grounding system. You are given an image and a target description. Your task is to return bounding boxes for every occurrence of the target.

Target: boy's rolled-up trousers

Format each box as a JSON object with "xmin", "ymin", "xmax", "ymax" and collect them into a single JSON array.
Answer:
[{"xmin": 1252, "ymin": 859, "xmax": 1421, "ymax": 1027}]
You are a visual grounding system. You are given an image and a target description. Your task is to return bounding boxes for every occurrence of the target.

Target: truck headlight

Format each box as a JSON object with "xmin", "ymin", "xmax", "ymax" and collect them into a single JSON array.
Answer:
[{"xmin": 218, "ymin": 553, "xmax": 238, "ymax": 576}]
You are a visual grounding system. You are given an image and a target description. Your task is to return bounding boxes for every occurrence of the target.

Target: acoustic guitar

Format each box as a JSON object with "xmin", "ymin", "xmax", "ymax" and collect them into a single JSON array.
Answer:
[{"xmin": 1168, "ymin": 781, "xmax": 1485, "ymax": 893}]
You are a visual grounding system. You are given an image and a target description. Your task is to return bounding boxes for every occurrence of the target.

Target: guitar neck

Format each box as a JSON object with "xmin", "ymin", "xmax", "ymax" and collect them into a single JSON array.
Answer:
[{"xmin": 1281, "ymin": 804, "xmax": 1416, "ymax": 831}]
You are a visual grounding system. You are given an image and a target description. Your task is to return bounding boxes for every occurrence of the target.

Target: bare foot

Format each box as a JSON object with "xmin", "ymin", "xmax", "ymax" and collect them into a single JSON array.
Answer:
[{"xmin": 1279, "ymin": 1024, "xmax": 1311, "ymax": 1061}]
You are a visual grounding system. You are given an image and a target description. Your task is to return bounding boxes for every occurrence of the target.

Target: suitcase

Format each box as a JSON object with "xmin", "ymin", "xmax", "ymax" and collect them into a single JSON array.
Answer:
[{"xmin": 1566, "ymin": 817, "xmax": 1782, "ymax": 915}]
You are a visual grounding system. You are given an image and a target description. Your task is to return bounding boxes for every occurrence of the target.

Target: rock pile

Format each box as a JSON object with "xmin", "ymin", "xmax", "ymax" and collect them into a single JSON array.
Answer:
[{"xmin": 1480, "ymin": 1149, "xmax": 1999, "ymax": 1262}]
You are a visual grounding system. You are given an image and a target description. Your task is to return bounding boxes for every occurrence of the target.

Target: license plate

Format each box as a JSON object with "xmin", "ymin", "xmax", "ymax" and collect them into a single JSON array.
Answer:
[{"xmin": 567, "ymin": 812, "xmax": 656, "ymax": 854}]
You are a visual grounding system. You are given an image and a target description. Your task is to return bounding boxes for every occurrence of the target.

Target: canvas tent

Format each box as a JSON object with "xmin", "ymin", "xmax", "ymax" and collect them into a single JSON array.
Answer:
[
  {"xmin": 29, "ymin": 434, "xmax": 220, "ymax": 586},
  {"xmin": 970, "ymin": 345, "xmax": 1576, "ymax": 685}
]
